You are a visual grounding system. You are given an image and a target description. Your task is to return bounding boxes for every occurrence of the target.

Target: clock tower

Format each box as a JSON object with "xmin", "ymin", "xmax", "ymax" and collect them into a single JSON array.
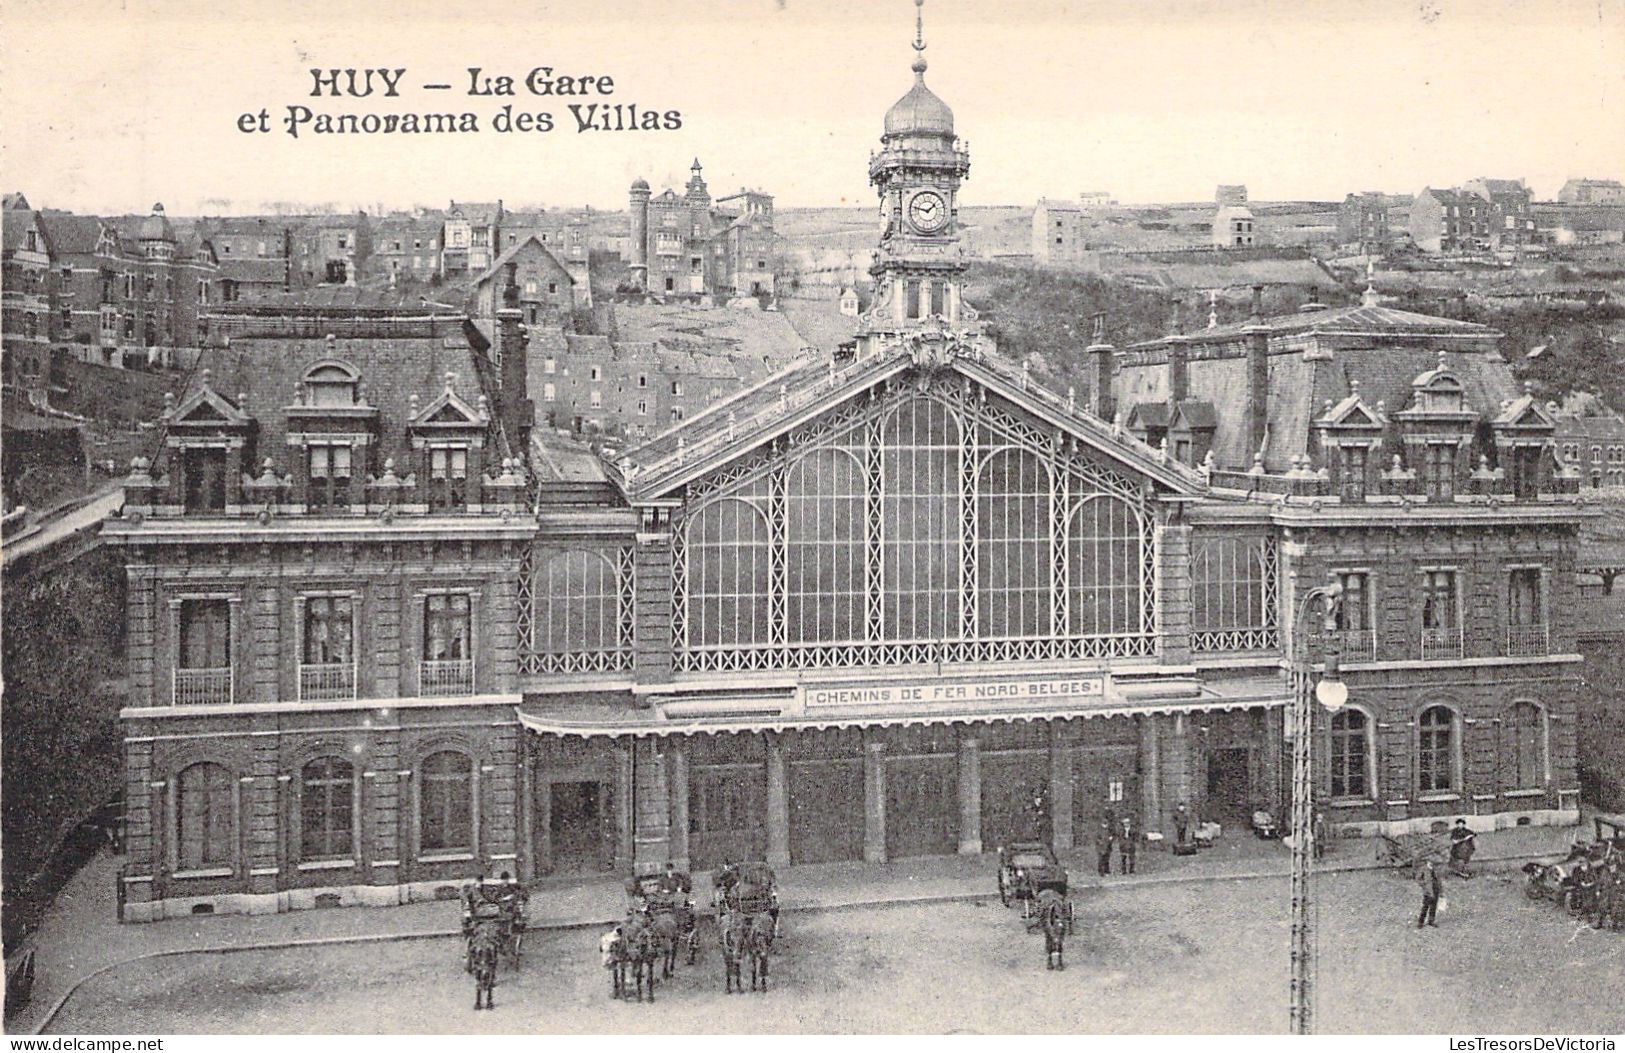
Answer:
[{"xmin": 855, "ymin": 0, "xmax": 991, "ymax": 361}]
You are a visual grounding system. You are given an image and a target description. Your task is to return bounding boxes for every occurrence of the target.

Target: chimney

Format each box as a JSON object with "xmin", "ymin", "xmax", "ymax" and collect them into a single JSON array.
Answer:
[
  {"xmin": 497, "ymin": 262, "xmax": 533, "ymax": 456},
  {"xmin": 1168, "ymin": 298, "xmax": 1189, "ymax": 404},
  {"xmin": 1245, "ymin": 285, "xmax": 1269, "ymax": 459},
  {"xmin": 1087, "ymin": 311, "xmax": 1115, "ymax": 421}
]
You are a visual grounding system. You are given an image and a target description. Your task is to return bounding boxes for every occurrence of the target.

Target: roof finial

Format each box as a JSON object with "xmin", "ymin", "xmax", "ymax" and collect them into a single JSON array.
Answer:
[{"xmin": 912, "ymin": 0, "xmax": 928, "ymax": 77}]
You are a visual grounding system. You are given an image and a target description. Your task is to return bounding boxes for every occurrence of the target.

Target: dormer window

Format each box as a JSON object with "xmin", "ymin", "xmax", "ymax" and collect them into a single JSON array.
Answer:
[
  {"xmin": 1338, "ymin": 445, "xmax": 1368, "ymax": 500},
  {"xmin": 183, "ymin": 448, "xmax": 228, "ymax": 512},
  {"xmin": 1422, "ymin": 444, "xmax": 1457, "ymax": 500},
  {"xmin": 303, "ymin": 362, "xmax": 360, "ymax": 407},
  {"xmin": 428, "ymin": 446, "xmax": 469, "ymax": 511},
  {"xmin": 307, "ymin": 444, "xmax": 353, "ymax": 511}
]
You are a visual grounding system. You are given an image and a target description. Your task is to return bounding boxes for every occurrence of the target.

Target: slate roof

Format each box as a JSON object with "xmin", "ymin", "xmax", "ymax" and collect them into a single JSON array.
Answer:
[
  {"xmin": 156, "ymin": 335, "xmax": 492, "ymax": 475},
  {"xmin": 1130, "ymin": 304, "xmax": 1500, "ymax": 349},
  {"xmin": 449, "ymin": 201, "xmax": 501, "ymax": 225},
  {"xmin": 217, "ymin": 258, "xmax": 288, "ymax": 284},
  {"xmin": 1556, "ymin": 414, "xmax": 1625, "ymax": 443},
  {"xmin": 35, "ymin": 213, "xmax": 109, "ymax": 255},
  {"xmin": 471, "ymin": 235, "xmax": 575, "ymax": 289}
]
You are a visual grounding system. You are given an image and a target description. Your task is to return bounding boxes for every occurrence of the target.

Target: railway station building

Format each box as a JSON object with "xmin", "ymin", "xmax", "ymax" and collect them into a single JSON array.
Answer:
[{"xmin": 107, "ymin": 11, "xmax": 1591, "ymax": 920}]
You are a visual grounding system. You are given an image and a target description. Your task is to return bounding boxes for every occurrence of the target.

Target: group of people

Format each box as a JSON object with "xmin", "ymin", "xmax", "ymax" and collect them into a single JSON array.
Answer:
[
  {"xmin": 1554, "ymin": 850, "xmax": 1624, "ymax": 931},
  {"xmin": 1415, "ymin": 820, "xmax": 1478, "ymax": 929},
  {"xmin": 1094, "ymin": 807, "xmax": 1150, "ymax": 876}
]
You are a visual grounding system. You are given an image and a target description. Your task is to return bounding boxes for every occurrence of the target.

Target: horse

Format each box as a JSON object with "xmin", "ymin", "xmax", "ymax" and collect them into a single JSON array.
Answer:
[
  {"xmin": 644, "ymin": 906, "xmax": 683, "ymax": 978},
  {"xmin": 1034, "ymin": 888, "xmax": 1067, "ymax": 971},
  {"xmin": 719, "ymin": 908, "xmax": 747, "ymax": 994},
  {"xmin": 468, "ymin": 920, "xmax": 501, "ymax": 1010},
  {"xmin": 614, "ymin": 911, "xmax": 660, "ymax": 1002},
  {"xmin": 719, "ymin": 908, "xmax": 773, "ymax": 993}
]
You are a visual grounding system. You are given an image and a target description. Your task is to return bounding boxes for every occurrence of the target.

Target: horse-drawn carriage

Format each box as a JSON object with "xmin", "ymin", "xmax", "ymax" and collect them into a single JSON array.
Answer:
[
  {"xmin": 461, "ymin": 880, "xmax": 527, "ymax": 973},
  {"xmin": 713, "ymin": 861, "xmax": 779, "ymax": 993},
  {"xmin": 627, "ymin": 869, "xmax": 701, "ymax": 965},
  {"xmin": 997, "ymin": 842, "xmax": 1075, "ymax": 928},
  {"xmin": 1523, "ymin": 822, "xmax": 1624, "ymax": 924}
]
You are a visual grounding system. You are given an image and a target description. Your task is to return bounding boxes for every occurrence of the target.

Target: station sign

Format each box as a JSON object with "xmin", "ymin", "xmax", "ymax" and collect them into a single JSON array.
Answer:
[{"xmin": 802, "ymin": 675, "xmax": 1107, "ymax": 709}]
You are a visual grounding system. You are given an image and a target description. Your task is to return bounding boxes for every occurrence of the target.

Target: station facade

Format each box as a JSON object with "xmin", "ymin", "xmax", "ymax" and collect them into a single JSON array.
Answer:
[{"xmin": 107, "ymin": 9, "xmax": 1589, "ymax": 920}]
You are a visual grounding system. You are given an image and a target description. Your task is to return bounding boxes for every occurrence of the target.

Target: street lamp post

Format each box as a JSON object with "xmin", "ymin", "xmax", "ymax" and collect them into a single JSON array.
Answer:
[{"xmin": 1289, "ymin": 581, "xmax": 1346, "ymax": 1035}]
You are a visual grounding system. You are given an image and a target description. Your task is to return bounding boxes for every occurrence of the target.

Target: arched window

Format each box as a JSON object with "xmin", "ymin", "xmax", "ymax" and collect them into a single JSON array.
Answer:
[
  {"xmin": 1329, "ymin": 709, "xmax": 1372, "ymax": 799},
  {"xmin": 1509, "ymin": 701, "xmax": 1547, "ymax": 789},
  {"xmin": 300, "ymin": 756, "xmax": 354, "ymax": 860},
  {"xmin": 1069, "ymin": 496, "xmax": 1143, "ymax": 636},
  {"xmin": 177, "ymin": 762, "xmax": 234, "ymax": 870},
  {"xmin": 302, "ymin": 361, "xmax": 360, "ymax": 407},
  {"xmin": 534, "ymin": 550, "xmax": 623, "ymax": 655},
  {"xmin": 785, "ymin": 448, "xmax": 864, "ymax": 644},
  {"xmin": 687, "ymin": 496, "xmax": 771, "ymax": 647},
  {"xmin": 881, "ymin": 398, "xmax": 957, "ymax": 641},
  {"xmin": 1418, "ymin": 705, "xmax": 1457, "ymax": 793},
  {"xmin": 977, "ymin": 448, "xmax": 1050, "ymax": 639},
  {"xmin": 420, "ymin": 751, "xmax": 473, "ymax": 854}
]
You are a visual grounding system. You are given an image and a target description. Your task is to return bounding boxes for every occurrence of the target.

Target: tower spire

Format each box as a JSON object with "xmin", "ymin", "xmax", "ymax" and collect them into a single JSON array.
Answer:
[{"xmin": 912, "ymin": 0, "xmax": 928, "ymax": 77}]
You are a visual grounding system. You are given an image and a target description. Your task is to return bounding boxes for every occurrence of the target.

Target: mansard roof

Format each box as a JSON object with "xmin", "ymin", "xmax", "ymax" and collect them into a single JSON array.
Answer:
[
  {"xmin": 612, "ymin": 346, "xmax": 1207, "ymax": 502},
  {"xmin": 151, "ymin": 334, "xmax": 493, "ymax": 475}
]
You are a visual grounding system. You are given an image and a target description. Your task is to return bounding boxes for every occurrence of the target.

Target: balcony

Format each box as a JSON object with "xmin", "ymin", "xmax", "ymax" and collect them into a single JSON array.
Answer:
[
  {"xmin": 173, "ymin": 667, "xmax": 232, "ymax": 705},
  {"xmin": 1309, "ymin": 628, "xmax": 1378, "ymax": 663},
  {"xmin": 299, "ymin": 662, "xmax": 356, "ymax": 701},
  {"xmin": 1420, "ymin": 626, "xmax": 1464, "ymax": 662},
  {"xmin": 1505, "ymin": 623, "xmax": 1550, "ymax": 658},
  {"xmin": 420, "ymin": 659, "xmax": 474, "ymax": 697}
]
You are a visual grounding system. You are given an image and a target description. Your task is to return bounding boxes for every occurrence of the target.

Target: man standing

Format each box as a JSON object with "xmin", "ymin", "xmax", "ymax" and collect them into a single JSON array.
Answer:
[
  {"xmin": 1119, "ymin": 813, "xmax": 1138, "ymax": 875},
  {"xmin": 1449, "ymin": 819, "xmax": 1477, "ymax": 878},
  {"xmin": 1417, "ymin": 860, "xmax": 1442, "ymax": 928},
  {"xmin": 1173, "ymin": 801, "xmax": 1191, "ymax": 846},
  {"xmin": 1095, "ymin": 814, "xmax": 1116, "ymax": 877}
]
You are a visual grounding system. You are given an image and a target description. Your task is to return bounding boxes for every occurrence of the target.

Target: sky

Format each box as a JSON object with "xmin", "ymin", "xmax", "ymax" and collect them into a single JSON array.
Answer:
[{"xmin": 2, "ymin": 0, "xmax": 1622, "ymax": 215}]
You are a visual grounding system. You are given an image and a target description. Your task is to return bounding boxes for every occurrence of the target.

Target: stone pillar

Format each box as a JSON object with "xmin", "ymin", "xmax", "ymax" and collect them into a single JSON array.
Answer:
[
  {"xmin": 1048, "ymin": 722, "xmax": 1074, "ymax": 850},
  {"xmin": 1158, "ymin": 521, "xmax": 1193, "ymax": 666},
  {"xmin": 863, "ymin": 738, "xmax": 887, "ymax": 863},
  {"xmin": 957, "ymin": 732, "xmax": 983, "ymax": 855},
  {"xmin": 1264, "ymin": 705, "xmax": 1285, "ymax": 817},
  {"xmin": 1140, "ymin": 714, "xmax": 1163, "ymax": 836},
  {"xmin": 1163, "ymin": 713, "xmax": 1193, "ymax": 825},
  {"xmin": 614, "ymin": 739, "xmax": 634, "ymax": 872},
  {"xmin": 765, "ymin": 734, "xmax": 790, "ymax": 867},
  {"xmin": 517, "ymin": 739, "xmax": 535, "ymax": 882},
  {"xmin": 667, "ymin": 737, "xmax": 690, "ymax": 872}
]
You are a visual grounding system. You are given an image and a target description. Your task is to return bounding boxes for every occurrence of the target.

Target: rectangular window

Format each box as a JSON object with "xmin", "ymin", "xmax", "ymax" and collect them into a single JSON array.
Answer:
[
  {"xmin": 1423, "ymin": 443, "xmax": 1456, "ymax": 500},
  {"xmin": 1421, "ymin": 570, "xmax": 1457, "ymax": 630},
  {"xmin": 544, "ymin": 357, "xmax": 556, "ymax": 375},
  {"xmin": 930, "ymin": 281, "xmax": 947, "ymax": 317},
  {"xmin": 306, "ymin": 444, "xmax": 353, "ymax": 512},
  {"xmin": 182, "ymin": 447, "xmax": 228, "ymax": 512},
  {"xmin": 1507, "ymin": 567, "xmax": 1546, "ymax": 656},
  {"xmin": 428, "ymin": 446, "xmax": 468, "ymax": 511},
  {"xmin": 543, "ymin": 382, "xmax": 556, "ymax": 402},
  {"xmin": 1339, "ymin": 445, "xmax": 1367, "ymax": 501},
  {"xmin": 671, "ymin": 380, "xmax": 683, "ymax": 397},
  {"xmin": 300, "ymin": 595, "xmax": 355, "ymax": 701},
  {"xmin": 177, "ymin": 763, "xmax": 234, "ymax": 868},
  {"xmin": 589, "ymin": 365, "xmax": 601, "ymax": 382},
  {"xmin": 422, "ymin": 593, "xmax": 473, "ymax": 695},
  {"xmin": 1508, "ymin": 445, "xmax": 1542, "ymax": 500},
  {"xmin": 590, "ymin": 389, "xmax": 603, "ymax": 409},
  {"xmin": 905, "ymin": 279, "xmax": 922, "ymax": 320},
  {"xmin": 1329, "ymin": 710, "xmax": 1370, "ymax": 799},
  {"xmin": 175, "ymin": 598, "xmax": 231, "ymax": 705}
]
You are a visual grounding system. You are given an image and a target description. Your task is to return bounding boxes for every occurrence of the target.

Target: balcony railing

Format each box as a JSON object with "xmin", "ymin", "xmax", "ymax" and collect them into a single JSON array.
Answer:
[
  {"xmin": 1308, "ymin": 628, "xmax": 1378, "ymax": 663},
  {"xmin": 299, "ymin": 662, "xmax": 356, "ymax": 701},
  {"xmin": 173, "ymin": 667, "xmax": 232, "ymax": 705},
  {"xmin": 420, "ymin": 659, "xmax": 474, "ymax": 697},
  {"xmin": 1506, "ymin": 623, "xmax": 1550, "ymax": 658},
  {"xmin": 1420, "ymin": 626, "xmax": 1465, "ymax": 662}
]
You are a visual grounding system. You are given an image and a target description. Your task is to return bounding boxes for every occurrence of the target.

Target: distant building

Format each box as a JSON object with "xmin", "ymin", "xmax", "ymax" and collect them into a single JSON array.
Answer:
[
  {"xmin": 1032, "ymin": 198, "xmax": 1087, "ymax": 266},
  {"xmin": 1215, "ymin": 184, "xmax": 1248, "ymax": 208},
  {"xmin": 470, "ymin": 237, "xmax": 578, "ymax": 344},
  {"xmin": 626, "ymin": 161, "xmax": 777, "ymax": 299},
  {"xmin": 1534, "ymin": 203, "xmax": 1625, "ymax": 247},
  {"xmin": 1555, "ymin": 411, "xmax": 1625, "ymax": 489},
  {"xmin": 34, "ymin": 203, "xmax": 219, "ymax": 368},
  {"xmin": 197, "ymin": 217, "xmax": 292, "ymax": 304},
  {"xmin": 1558, "ymin": 179, "xmax": 1625, "ymax": 206},
  {"xmin": 291, "ymin": 213, "xmax": 371, "ymax": 286},
  {"xmin": 839, "ymin": 286, "xmax": 860, "ymax": 317},
  {"xmin": 369, "ymin": 215, "xmax": 443, "ymax": 284},
  {"xmin": 442, "ymin": 201, "xmax": 502, "ymax": 276},
  {"xmin": 1462, "ymin": 178, "xmax": 1536, "ymax": 250},
  {"xmin": 501, "ymin": 211, "xmax": 589, "ymax": 265},
  {"xmin": 1337, "ymin": 192, "xmax": 1393, "ymax": 251},
  {"xmin": 1078, "ymin": 191, "xmax": 1117, "ymax": 210},
  {"xmin": 1, "ymin": 197, "xmax": 52, "ymax": 385},
  {"xmin": 1411, "ymin": 187, "xmax": 1489, "ymax": 254},
  {"xmin": 1212, "ymin": 205, "xmax": 1255, "ymax": 248}
]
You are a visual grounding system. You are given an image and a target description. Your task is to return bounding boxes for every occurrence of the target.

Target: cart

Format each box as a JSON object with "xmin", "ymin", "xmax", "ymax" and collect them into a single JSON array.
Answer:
[
  {"xmin": 997, "ymin": 842, "xmax": 1057, "ymax": 914},
  {"xmin": 1375, "ymin": 831, "xmax": 1449, "ymax": 872}
]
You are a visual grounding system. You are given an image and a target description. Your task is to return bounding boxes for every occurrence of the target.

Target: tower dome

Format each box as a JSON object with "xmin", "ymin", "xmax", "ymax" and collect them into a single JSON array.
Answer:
[
  {"xmin": 884, "ymin": 0, "xmax": 954, "ymax": 139},
  {"xmin": 630, "ymin": 177, "xmax": 649, "ymax": 191},
  {"xmin": 139, "ymin": 202, "xmax": 176, "ymax": 242}
]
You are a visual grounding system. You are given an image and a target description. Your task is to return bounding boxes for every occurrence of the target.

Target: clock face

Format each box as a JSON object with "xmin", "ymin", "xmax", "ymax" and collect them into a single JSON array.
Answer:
[{"xmin": 908, "ymin": 190, "xmax": 948, "ymax": 234}]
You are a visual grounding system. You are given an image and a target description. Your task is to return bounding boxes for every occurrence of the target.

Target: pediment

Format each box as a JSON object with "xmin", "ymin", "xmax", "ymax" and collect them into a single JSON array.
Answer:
[
  {"xmin": 410, "ymin": 376, "xmax": 487, "ymax": 430},
  {"xmin": 614, "ymin": 348, "xmax": 1206, "ymax": 502},
  {"xmin": 170, "ymin": 384, "xmax": 250, "ymax": 428},
  {"xmin": 1317, "ymin": 394, "xmax": 1386, "ymax": 430},
  {"xmin": 1492, "ymin": 394, "xmax": 1557, "ymax": 430}
]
